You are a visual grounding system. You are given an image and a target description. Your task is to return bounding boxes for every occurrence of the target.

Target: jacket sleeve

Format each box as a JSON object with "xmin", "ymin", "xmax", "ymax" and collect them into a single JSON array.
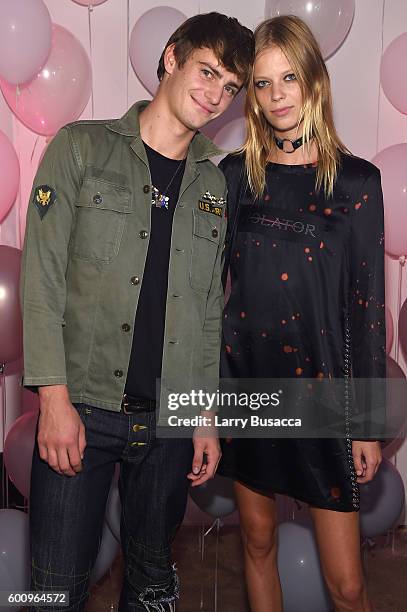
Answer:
[
  {"xmin": 348, "ymin": 168, "xmax": 386, "ymax": 440},
  {"xmin": 21, "ymin": 126, "xmax": 82, "ymax": 387}
]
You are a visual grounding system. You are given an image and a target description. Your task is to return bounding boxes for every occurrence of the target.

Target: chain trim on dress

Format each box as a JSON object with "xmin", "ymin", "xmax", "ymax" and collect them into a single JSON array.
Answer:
[{"xmin": 344, "ymin": 312, "xmax": 360, "ymax": 510}]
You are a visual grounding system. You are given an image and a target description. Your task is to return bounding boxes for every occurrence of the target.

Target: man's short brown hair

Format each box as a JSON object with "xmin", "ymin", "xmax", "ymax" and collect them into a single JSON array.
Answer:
[{"xmin": 157, "ymin": 12, "xmax": 254, "ymax": 88}]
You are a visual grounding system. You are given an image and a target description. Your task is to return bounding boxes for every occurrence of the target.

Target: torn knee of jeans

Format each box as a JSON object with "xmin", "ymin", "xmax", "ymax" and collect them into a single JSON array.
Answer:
[{"xmin": 138, "ymin": 564, "xmax": 179, "ymax": 611}]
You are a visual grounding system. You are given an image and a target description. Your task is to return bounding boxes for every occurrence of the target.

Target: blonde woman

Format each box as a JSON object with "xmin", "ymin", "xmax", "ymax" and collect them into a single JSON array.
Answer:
[{"xmin": 219, "ymin": 16, "xmax": 385, "ymax": 612}]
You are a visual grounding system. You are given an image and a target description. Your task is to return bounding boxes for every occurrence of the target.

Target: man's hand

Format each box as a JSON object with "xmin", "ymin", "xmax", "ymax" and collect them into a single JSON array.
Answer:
[
  {"xmin": 188, "ymin": 412, "xmax": 221, "ymax": 487},
  {"xmin": 352, "ymin": 440, "xmax": 382, "ymax": 484},
  {"xmin": 38, "ymin": 385, "xmax": 86, "ymax": 476}
]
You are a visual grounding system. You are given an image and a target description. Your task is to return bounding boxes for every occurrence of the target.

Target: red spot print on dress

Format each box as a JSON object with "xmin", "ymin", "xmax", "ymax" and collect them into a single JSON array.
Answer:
[{"xmin": 330, "ymin": 486, "xmax": 341, "ymax": 499}]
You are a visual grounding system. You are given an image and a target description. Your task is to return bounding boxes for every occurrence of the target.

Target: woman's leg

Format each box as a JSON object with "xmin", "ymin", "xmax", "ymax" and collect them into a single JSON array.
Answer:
[
  {"xmin": 234, "ymin": 481, "xmax": 282, "ymax": 612},
  {"xmin": 310, "ymin": 507, "xmax": 372, "ymax": 612}
]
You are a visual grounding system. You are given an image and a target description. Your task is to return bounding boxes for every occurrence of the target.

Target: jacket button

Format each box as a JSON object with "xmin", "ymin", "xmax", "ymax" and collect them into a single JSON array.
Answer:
[
  {"xmin": 122, "ymin": 323, "xmax": 131, "ymax": 332},
  {"xmin": 93, "ymin": 193, "xmax": 103, "ymax": 205},
  {"xmin": 130, "ymin": 276, "xmax": 140, "ymax": 285},
  {"xmin": 143, "ymin": 185, "xmax": 150, "ymax": 194},
  {"xmin": 114, "ymin": 369, "xmax": 123, "ymax": 378},
  {"xmin": 212, "ymin": 228, "xmax": 218, "ymax": 238},
  {"xmin": 139, "ymin": 230, "xmax": 148, "ymax": 239}
]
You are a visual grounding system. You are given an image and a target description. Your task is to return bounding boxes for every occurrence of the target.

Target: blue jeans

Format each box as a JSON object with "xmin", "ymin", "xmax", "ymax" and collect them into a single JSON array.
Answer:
[{"xmin": 29, "ymin": 403, "xmax": 194, "ymax": 611}]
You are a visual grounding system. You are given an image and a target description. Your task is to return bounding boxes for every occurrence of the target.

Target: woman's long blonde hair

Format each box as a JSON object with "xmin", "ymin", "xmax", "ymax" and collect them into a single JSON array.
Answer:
[{"xmin": 242, "ymin": 15, "xmax": 349, "ymax": 198}]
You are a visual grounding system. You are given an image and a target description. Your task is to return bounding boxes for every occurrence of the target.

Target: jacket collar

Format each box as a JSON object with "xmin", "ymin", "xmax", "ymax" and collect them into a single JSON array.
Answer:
[{"xmin": 106, "ymin": 100, "xmax": 223, "ymax": 162}]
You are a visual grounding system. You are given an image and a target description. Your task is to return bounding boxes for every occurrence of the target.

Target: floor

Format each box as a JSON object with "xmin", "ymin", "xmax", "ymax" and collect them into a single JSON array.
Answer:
[{"xmin": 87, "ymin": 525, "xmax": 407, "ymax": 612}]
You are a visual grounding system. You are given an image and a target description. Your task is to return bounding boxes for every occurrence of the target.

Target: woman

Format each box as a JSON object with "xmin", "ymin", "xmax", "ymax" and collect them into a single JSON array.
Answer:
[{"xmin": 219, "ymin": 16, "xmax": 385, "ymax": 612}]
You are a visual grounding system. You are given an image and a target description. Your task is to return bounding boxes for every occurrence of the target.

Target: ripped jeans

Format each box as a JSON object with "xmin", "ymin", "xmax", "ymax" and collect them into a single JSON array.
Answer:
[{"xmin": 29, "ymin": 403, "xmax": 194, "ymax": 611}]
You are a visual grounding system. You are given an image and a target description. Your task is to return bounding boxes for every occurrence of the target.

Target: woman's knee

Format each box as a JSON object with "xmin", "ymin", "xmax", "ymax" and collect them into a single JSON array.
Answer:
[
  {"xmin": 329, "ymin": 575, "xmax": 366, "ymax": 606},
  {"xmin": 241, "ymin": 518, "xmax": 278, "ymax": 560}
]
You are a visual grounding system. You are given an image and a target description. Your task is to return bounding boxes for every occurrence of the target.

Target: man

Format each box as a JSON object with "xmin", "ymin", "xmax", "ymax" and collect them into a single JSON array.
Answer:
[{"xmin": 21, "ymin": 11, "xmax": 253, "ymax": 612}]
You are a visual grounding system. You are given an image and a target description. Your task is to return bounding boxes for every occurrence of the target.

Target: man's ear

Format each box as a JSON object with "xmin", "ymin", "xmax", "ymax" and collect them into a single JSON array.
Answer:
[{"xmin": 163, "ymin": 43, "xmax": 177, "ymax": 76}]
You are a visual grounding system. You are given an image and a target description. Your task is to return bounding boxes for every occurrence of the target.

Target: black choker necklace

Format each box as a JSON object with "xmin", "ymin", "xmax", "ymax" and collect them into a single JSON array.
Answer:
[{"xmin": 274, "ymin": 134, "xmax": 307, "ymax": 154}]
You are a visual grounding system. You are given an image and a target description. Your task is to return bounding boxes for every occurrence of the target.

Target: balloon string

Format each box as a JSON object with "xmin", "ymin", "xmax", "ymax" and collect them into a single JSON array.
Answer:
[
  {"xmin": 15, "ymin": 118, "xmax": 23, "ymax": 250},
  {"xmin": 395, "ymin": 256, "xmax": 406, "ymax": 364},
  {"xmin": 1, "ymin": 363, "xmax": 9, "ymax": 509},
  {"xmin": 126, "ymin": 0, "xmax": 130, "ymax": 109},
  {"xmin": 213, "ymin": 518, "xmax": 220, "ymax": 612},
  {"xmin": 88, "ymin": 5, "xmax": 95, "ymax": 119},
  {"xmin": 30, "ymin": 136, "xmax": 40, "ymax": 164},
  {"xmin": 376, "ymin": 0, "xmax": 385, "ymax": 155},
  {"xmin": 199, "ymin": 522, "xmax": 205, "ymax": 609}
]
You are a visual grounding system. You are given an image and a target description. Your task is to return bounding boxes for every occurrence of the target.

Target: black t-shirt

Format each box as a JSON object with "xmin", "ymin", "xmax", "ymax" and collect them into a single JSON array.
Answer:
[{"xmin": 124, "ymin": 142, "xmax": 186, "ymax": 399}]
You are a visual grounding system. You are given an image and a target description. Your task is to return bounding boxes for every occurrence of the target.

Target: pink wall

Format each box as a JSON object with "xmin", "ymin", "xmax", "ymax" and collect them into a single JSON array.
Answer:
[{"xmin": 1, "ymin": 0, "xmax": 407, "ymax": 501}]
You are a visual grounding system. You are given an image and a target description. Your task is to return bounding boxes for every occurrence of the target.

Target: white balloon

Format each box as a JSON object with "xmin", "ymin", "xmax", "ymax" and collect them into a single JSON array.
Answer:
[
  {"xmin": 91, "ymin": 522, "xmax": 120, "ymax": 584},
  {"xmin": 189, "ymin": 475, "xmax": 236, "ymax": 518},
  {"xmin": 105, "ymin": 465, "xmax": 121, "ymax": 542},
  {"xmin": 213, "ymin": 117, "xmax": 246, "ymax": 166},
  {"xmin": 0, "ymin": 0, "xmax": 52, "ymax": 85},
  {"xmin": 278, "ymin": 522, "xmax": 331, "ymax": 612},
  {"xmin": 130, "ymin": 7, "xmax": 187, "ymax": 95},
  {"xmin": 265, "ymin": 0, "xmax": 355, "ymax": 59},
  {"xmin": 359, "ymin": 459, "xmax": 405, "ymax": 538},
  {"xmin": 0, "ymin": 510, "xmax": 30, "ymax": 591}
]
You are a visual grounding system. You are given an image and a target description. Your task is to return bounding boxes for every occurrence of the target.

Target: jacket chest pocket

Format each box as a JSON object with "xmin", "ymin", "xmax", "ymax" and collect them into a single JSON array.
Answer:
[
  {"xmin": 190, "ymin": 209, "xmax": 221, "ymax": 293},
  {"xmin": 71, "ymin": 179, "xmax": 132, "ymax": 263}
]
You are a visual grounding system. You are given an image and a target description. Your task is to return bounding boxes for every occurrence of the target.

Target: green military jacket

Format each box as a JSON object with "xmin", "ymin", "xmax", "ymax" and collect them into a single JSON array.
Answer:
[{"xmin": 21, "ymin": 101, "xmax": 227, "ymax": 412}]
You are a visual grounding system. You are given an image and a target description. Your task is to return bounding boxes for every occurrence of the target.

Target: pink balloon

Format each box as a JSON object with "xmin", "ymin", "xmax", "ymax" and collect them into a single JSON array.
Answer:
[
  {"xmin": 0, "ymin": 24, "xmax": 92, "ymax": 137},
  {"xmin": 372, "ymin": 145, "xmax": 407, "ymax": 258},
  {"xmin": 4, "ymin": 411, "xmax": 38, "ymax": 499},
  {"xmin": 0, "ymin": 130, "xmax": 20, "ymax": 223},
  {"xmin": 0, "ymin": 0, "xmax": 51, "ymax": 86},
  {"xmin": 400, "ymin": 298, "xmax": 407, "ymax": 363},
  {"xmin": 381, "ymin": 33, "xmax": 407, "ymax": 115},
  {"xmin": 386, "ymin": 307, "xmax": 394, "ymax": 354},
  {"xmin": 0, "ymin": 247, "xmax": 23, "ymax": 364},
  {"xmin": 130, "ymin": 7, "xmax": 187, "ymax": 95},
  {"xmin": 72, "ymin": 0, "xmax": 107, "ymax": 5},
  {"xmin": 265, "ymin": 0, "xmax": 355, "ymax": 59}
]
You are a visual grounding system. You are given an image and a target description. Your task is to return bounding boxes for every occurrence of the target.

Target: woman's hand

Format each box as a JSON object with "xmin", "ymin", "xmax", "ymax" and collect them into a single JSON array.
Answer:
[{"xmin": 352, "ymin": 440, "xmax": 382, "ymax": 484}]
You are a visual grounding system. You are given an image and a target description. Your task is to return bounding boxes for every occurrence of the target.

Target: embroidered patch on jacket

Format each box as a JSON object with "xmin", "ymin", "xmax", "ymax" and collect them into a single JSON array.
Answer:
[
  {"xmin": 198, "ymin": 191, "xmax": 226, "ymax": 217},
  {"xmin": 33, "ymin": 185, "xmax": 56, "ymax": 220}
]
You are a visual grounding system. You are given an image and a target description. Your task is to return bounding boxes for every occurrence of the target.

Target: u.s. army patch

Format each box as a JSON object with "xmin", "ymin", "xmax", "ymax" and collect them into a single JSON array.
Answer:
[
  {"xmin": 198, "ymin": 191, "xmax": 226, "ymax": 217},
  {"xmin": 198, "ymin": 200, "xmax": 223, "ymax": 217},
  {"xmin": 33, "ymin": 185, "xmax": 56, "ymax": 220}
]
